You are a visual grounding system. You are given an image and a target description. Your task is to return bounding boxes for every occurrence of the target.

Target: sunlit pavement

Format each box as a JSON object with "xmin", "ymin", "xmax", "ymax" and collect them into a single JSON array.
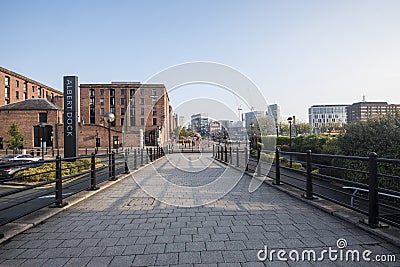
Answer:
[{"xmin": 0, "ymin": 154, "xmax": 398, "ymax": 266}]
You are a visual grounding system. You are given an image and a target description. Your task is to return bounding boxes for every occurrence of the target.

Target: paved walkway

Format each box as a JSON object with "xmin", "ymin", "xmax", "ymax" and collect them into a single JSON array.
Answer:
[{"xmin": 0, "ymin": 154, "xmax": 398, "ymax": 266}]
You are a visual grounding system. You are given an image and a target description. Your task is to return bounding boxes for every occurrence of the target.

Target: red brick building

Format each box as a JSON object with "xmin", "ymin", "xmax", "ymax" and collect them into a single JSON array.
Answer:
[
  {"xmin": 0, "ymin": 66, "xmax": 63, "ymax": 106},
  {"xmin": 80, "ymin": 82, "xmax": 176, "ymax": 147}
]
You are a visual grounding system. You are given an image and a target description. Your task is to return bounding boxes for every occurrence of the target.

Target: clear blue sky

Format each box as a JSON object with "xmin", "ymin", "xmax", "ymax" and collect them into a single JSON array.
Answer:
[{"xmin": 2, "ymin": 0, "xmax": 400, "ymax": 121}]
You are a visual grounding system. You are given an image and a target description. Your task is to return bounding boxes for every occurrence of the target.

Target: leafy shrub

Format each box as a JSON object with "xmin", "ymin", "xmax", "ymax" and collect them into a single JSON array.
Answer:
[{"xmin": 16, "ymin": 158, "xmax": 100, "ymax": 182}]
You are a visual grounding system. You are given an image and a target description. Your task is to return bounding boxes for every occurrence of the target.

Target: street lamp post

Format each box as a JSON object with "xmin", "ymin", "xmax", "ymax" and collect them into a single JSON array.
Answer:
[
  {"xmin": 287, "ymin": 117, "xmax": 293, "ymax": 168},
  {"xmin": 103, "ymin": 112, "xmax": 115, "ymax": 153},
  {"xmin": 95, "ymin": 130, "xmax": 99, "ymax": 154},
  {"xmin": 39, "ymin": 122, "xmax": 46, "ymax": 160}
]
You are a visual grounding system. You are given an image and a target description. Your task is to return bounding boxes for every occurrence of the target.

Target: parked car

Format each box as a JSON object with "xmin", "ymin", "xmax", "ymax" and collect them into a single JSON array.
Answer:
[
  {"xmin": 0, "ymin": 154, "xmax": 42, "ymax": 179},
  {"xmin": 1, "ymin": 154, "xmax": 41, "ymax": 164}
]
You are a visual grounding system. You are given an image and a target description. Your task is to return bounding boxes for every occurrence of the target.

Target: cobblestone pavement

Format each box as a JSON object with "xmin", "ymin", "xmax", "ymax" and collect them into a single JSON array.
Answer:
[{"xmin": 0, "ymin": 154, "xmax": 398, "ymax": 266}]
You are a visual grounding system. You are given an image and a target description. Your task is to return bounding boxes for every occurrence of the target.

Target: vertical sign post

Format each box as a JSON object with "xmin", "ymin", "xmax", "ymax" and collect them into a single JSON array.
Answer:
[{"xmin": 63, "ymin": 76, "xmax": 78, "ymax": 158}]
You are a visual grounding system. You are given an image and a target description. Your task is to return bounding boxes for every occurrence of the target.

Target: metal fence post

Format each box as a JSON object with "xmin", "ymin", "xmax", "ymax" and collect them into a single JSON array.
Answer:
[
  {"xmin": 217, "ymin": 146, "xmax": 219, "ymax": 160},
  {"xmin": 303, "ymin": 150, "xmax": 315, "ymax": 199},
  {"xmin": 141, "ymin": 148, "xmax": 144, "ymax": 166},
  {"xmin": 108, "ymin": 152, "xmax": 112, "ymax": 179},
  {"xmin": 274, "ymin": 147, "xmax": 281, "ymax": 185},
  {"xmin": 245, "ymin": 146, "xmax": 248, "ymax": 171},
  {"xmin": 229, "ymin": 146, "xmax": 232, "ymax": 164},
  {"xmin": 124, "ymin": 150, "xmax": 129, "ymax": 174},
  {"xmin": 134, "ymin": 149, "xmax": 137, "ymax": 169},
  {"xmin": 213, "ymin": 144, "xmax": 215, "ymax": 158},
  {"xmin": 236, "ymin": 147, "xmax": 239, "ymax": 167},
  {"xmin": 51, "ymin": 156, "xmax": 67, "ymax": 207},
  {"xmin": 224, "ymin": 144, "xmax": 228, "ymax": 163},
  {"xmin": 89, "ymin": 153, "xmax": 99, "ymax": 190},
  {"xmin": 368, "ymin": 152, "xmax": 379, "ymax": 227},
  {"xmin": 256, "ymin": 148, "xmax": 262, "ymax": 177},
  {"xmin": 111, "ymin": 152, "xmax": 116, "ymax": 180}
]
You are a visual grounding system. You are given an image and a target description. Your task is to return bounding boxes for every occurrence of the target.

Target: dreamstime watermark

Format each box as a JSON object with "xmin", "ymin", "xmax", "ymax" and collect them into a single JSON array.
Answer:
[{"xmin": 257, "ymin": 238, "xmax": 397, "ymax": 263}]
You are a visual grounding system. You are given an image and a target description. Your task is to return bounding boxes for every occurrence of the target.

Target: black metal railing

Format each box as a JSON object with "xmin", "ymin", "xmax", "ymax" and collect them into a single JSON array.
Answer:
[
  {"xmin": 0, "ymin": 147, "xmax": 166, "ymax": 227},
  {"xmin": 213, "ymin": 144, "xmax": 400, "ymax": 228}
]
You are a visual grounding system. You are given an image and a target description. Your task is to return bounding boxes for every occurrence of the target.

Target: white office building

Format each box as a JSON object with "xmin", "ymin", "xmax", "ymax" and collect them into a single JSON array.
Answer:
[{"xmin": 308, "ymin": 105, "xmax": 348, "ymax": 132}]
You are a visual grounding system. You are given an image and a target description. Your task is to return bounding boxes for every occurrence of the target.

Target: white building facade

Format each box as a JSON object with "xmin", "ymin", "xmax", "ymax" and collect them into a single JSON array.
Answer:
[{"xmin": 308, "ymin": 105, "xmax": 348, "ymax": 132}]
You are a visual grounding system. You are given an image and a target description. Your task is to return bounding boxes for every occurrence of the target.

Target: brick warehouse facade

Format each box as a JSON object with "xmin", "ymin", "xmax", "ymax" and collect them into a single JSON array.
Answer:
[
  {"xmin": 0, "ymin": 67, "xmax": 177, "ymax": 151},
  {"xmin": 80, "ymin": 82, "xmax": 176, "ymax": 147},
  {"xmin": 0, "ymin": 66, "xmax": 63, "ymax": 106}
]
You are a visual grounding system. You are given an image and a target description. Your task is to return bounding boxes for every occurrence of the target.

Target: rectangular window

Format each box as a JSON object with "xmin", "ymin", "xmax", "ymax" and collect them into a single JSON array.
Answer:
[
  {"xmin": 90, "ymin": 107, "xmax": 95, "ymax": 124},
  {"xmin": 153, "ymin": 118, "xmax": 157, "ymax": 125},
  {"xmin": 39, "ymin": 113, "xmax": 47, "ymax": 123},
  {"xmin": 140, "ymin": 98, "xmax": 144, "ymax": 105},
  {"xmin": 110, "ymin": 89, "xmax": 115, "ymax": 97},
  {"xmin": 90, "ymin": 98, "xmax": 95, "ymax": 106},
  {"xmin": 100, "ymin": 89, "xmax": 104, "ymax": 95},
  {"xmin": 100, "ymin": 108, "xmax": 104, "ymax": 115},
  {"xmin": 152, "ymin": 107, "xmax": 157, "ymax": 115},
  {"xmin": 140, "ymin": 89, "xmax": 144, "ymax": 95},
  {"xmin": 32, "ymin": 86, "xmax": 35, "ymax": 92},
  {"xmin": 121, "ymin": 108, "xmax": 125, "ymax": 115},
  {"xmin": 110, "ymin": 107, "xmax": 115, "ymax": 114},
  {"xmin": 152, "ymin": 89, "xmax": 156, "ymax": 96},
  {"xmin": 120, "ymin": 98, "xmax": 125, "ymax": 105},
  {"xmin": 38, "ymin": 88, "xmax": 42, "ymax": 98},
  {"xmin": 141, "ymin": 107, "xmax": 144, "ymax": 115},
  {"xmin": 51, "ymin": 93, "xmax": 54, "ymax": 100},
  {"xmin": 130, "ymin": 89, "xmax": 135, "ymax": 98},
  {"xmin": 121, "ymin": 118, "xmax": 124, "ymax": 126},
  {"xmin": 5, "ymin": 76, "xmax": 10, "ymax": 86},
  {"xmin": 23, "ymin": 82, "xmax": 27, "ymax": 91},
  {"xmin": 152, "ymin": 98, "xmax": 157, "ymax": 104},
  {"xmin": 141, "ymin": 118, "xmax": 145, "ymax": 126},
  {"xmin": 23, "ymin": 92, "xmax": 27, "ymax": 100},
  {"xmin": 121, "ymin": 89, "xmax": 126, "ymax": 95},
  {"xmin": 16, "ymin": 80, "xmax": 19, "ymax": 87},
  {"xmin": 90, "ymin": 89, "xmax": 95, "ymax": 97},
  {"xmin": 110, "ymin": 97, "xmax": 115, "ymax": 106},
  {"xmin": 100, "ymin": 98, "xmax": 104, "ymax": 105},
  {"xmin": 16, "ymin": 91, "xmax": 19, "ymax": 99}
]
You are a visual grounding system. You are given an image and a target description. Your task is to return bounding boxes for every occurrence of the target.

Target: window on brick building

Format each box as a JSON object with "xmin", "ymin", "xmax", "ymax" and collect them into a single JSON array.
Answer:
[
  {"xmin": 23, "ymin": 82, "xmax": 27, "ymax": 91},
  {"xmin": 100, "ymin": 98, "xmax": 104, "ymax": 105},
  {"xmin": 90, "ymin": 89, "xmax": 95, "ymax": 97},
  {"xmin": 141, "ymin": 118, "xmax": 145, "ymax": 126},
  {"xmin": 153, "ymin": 118, "xmax": 157, "ymax": 125},
  {"xmin": 121, "ymin": 118, "xmax": 124, "ymax": 126},
  {"xmin": 39, "ymin": 113, "xmax": 47, "ymax": 123},
  {"xmin": 100, "ymin": 89, "xmax": 104, "ymax": 95},
  {"xmin": 110, "ymin": 89, "xmax": 115, "ymax": 97},
  {"xmin": 140, "ymin": 98, "xmax": 144, "ymax": 105},
  {"xmin": 110, "ymin": 97, "xmax": 115, "ymax": 106},
  {"xmin": 152, "ymin": 89, "xmax": 156, "ymax": 96},
  {"xmin": 16, "ymin": 91, "xmax": 19, "ymax": 100},
  {"xmin": 32, "ymin": 86, "xmax": 35, "ymax": 92},
  {"xmin": 121, "ymin": 108, "xmax": 125, "ymax": 115},
  {"xmin": 5, "ymin": 76, "xmax": 10, "ymax": 86},
  {"xmin": 23, "ymin": 92, "xmax": 27, "ymax": 100},
  {"xmin": 38, "ymin": 88, "xmax": 42, "ymax": 98},
  {"xmin": 152, "ymin": 107, "xmax": 157, "ymax": 115},
  {"xmin": 130, "ymin": 89, "xmax": 135, "ymax": 99},
  {"xmin": 140, "ymin": 89, "xmax": 144, "ymax": 95},
  {"xmin": 100, "ymin": 108, "xmax": 104, "ymax": 115},
  {"xmin": 121, "ymin": 89, "xmax": 126, "ymax": 95},
  {"xmin": 140, "ymin": 107, "xmax": 144, "ymax": 115},
  {"xmin": 152, "ymin": 97, "xmax": 157, "ymax": 104},
  {"xmin": 120, "ymin": 98, "xmax": 125, "ymax": 105},
  {"xmin": 16, "ymin": 80, "xmax": 19, "ymax": 87}
]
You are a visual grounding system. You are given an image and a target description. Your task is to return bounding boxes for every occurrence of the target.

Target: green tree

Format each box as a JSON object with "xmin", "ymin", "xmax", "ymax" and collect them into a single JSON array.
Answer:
[
  {"xmin": 337, "ymin": 114, "xmax": 400, "ymax": 158},
  {"xmin": 5, "ymin": 123, "xmax": 25, "ymax": 152}
]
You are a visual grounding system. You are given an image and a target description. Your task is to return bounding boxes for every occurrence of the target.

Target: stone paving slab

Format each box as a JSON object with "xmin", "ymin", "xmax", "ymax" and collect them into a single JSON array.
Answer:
[{"xmin": 0, "ymin": 154, "xmax": 398, "ymax": 266}]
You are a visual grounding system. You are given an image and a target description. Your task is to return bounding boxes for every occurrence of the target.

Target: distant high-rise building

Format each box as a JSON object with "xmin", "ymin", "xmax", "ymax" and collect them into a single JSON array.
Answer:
[
  {"xmin": 191, "ymin": 113, "xmax": 209, "ymax": 136},
  {"xmin": 179, "ymin": 116, "xmax": 185, "ymax": 127},
  {"xmin": 308, "ymin": 105, "xmax": 348, "ymax": 132},
  {"xmin": 346, "ymin": 101, "xmax": 400, "ymax": 123},
  {"xmin": 267, "ymin": 104, "xmax": 281, "ymax": 123},
  {"xmin": 242, "ymin": 110, "xmax": 266, "ymax": 129}
]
